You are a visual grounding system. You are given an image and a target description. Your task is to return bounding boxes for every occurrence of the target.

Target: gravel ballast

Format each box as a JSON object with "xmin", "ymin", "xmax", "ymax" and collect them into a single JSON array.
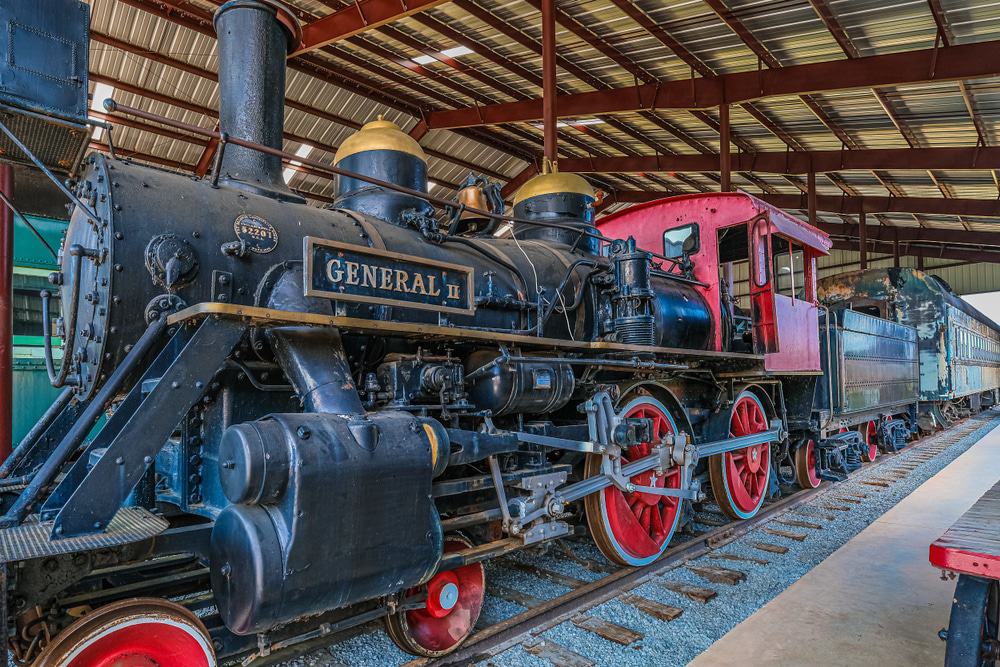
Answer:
[{"xmin": 267, "ymin": 413, "xmax": 999, "ymax": 667}]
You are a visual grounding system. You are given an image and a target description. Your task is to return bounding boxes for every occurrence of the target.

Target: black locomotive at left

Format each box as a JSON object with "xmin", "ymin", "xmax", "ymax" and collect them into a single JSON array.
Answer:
[{"xmin": 0, "ymin": 0, "xmax": 998, "ymax": 664}]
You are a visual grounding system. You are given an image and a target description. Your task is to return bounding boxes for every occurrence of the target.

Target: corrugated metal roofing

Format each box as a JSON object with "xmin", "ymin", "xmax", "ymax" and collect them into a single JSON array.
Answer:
[{"xmin": 80, "ymin": 0, "xmax": 1000, "ymax": 265}]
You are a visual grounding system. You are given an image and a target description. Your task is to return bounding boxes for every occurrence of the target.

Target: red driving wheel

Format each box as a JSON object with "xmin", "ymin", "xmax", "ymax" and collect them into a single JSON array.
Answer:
[
  {"xmin": 794, "ymin": 438, "xmax": 821, "ymax": 489},
  {"xmin": 710, "ymin": 391, "xmax": 771, "ymax": 520},
  {"xmin": 385, "ymin": 535, "xmax": 485, "ymax": 657},
  {"xmin": 584, "ymin": 396, "xmax": 685, "ymax": 567},
  {"xmin": 34, "ymin": 598, "xmax": 215, "ymax": 667},
  {"xmin": 859, "ymin": 420, "xmax": 879, "ymax": 462}
]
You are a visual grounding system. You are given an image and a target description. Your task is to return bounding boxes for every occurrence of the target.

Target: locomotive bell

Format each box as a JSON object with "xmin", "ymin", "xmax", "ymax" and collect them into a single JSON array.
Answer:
[
  {"xmin": 512, "ymin": 167, "xmax": 599, "ymax": 253},
  {"xmin": 333, "ymin": 116, "xmax": 434, "ymax": 225}
]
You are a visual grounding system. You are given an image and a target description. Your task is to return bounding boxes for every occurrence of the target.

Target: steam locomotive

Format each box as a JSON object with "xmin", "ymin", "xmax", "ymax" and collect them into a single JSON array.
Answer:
[{"xmin": 0, "ymin": 1, "xmax": 998, "ymax": 665}]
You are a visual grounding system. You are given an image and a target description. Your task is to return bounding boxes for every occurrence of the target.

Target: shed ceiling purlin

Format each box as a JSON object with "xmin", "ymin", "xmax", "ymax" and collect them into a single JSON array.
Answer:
[{"xmin": 83, "ymin": 0, "xmax": 1000, "ymax": 254}]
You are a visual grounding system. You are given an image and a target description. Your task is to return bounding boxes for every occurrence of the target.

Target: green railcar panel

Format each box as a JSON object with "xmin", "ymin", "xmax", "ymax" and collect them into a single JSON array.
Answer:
[{"xmin": 11, "ymin": 214, "xmax": 66, "ymax": 446}]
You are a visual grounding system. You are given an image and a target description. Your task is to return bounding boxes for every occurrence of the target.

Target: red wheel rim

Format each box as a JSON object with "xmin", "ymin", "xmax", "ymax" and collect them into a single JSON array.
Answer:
[
  {"xmin": 721, "ymin": 394, "xmax": 770, "ymax": 516},
  {"xmin": 403, "ymin": 539, "xmax": 484, "ymax": 653},
  {"xmin": 598, "ymin": 399, "xmax": 683, "ymax": 565},
  {"xmin": 862, "ymin": 420, "xmax": 879, "ymax": 461},
  {"xmin": 64, "ymin": 623, "xmax": 212, "ymax": 667},
  {"xmin": 36, "ymin": 599, "xmax": 214, "ymax": 667},
  {"xmin": 804, "ymin": 439, "xmax": 820, "ymax": 487}
]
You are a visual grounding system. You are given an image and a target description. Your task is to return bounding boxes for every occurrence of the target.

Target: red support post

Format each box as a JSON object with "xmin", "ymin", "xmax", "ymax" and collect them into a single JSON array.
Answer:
[
  {"xmin": 194, "ymin": 127, "xmax": 220, "ymax": 178},
  {"xmin": 807, "ymin": 170, "xmax": 817, "ymax": 226},
  {"xmin": 858, "ymin": 211, "xmax": 868, "ymax": 269},
  {"xmin": 719, "ymin": 103, "xmax": 731, "ymax": 191},
  {"xmin": 0, "ymin": 165, "xmax": 12, "ymax": 460},
  {"xmin": 541, "ymin": 0, "xmax": 558, "ymax": 166},
  {"xmin": 893, "ymin": 228, "xmax": 900, "ymax": 267}
]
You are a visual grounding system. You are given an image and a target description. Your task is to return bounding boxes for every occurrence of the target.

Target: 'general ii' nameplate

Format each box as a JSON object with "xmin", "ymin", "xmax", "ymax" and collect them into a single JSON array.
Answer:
[{"xmin": 304, "ymin": 237, "xmax": 475, "ymax": 316}]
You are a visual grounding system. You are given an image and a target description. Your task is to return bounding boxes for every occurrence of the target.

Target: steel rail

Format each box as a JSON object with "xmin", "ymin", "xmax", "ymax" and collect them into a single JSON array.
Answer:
[
  {"xmin": 428, "ymin": 485, "xmax": 824, "ymax": 667},
  {"xmin": 248, "ymin": 414, "xmax": 989, "ymax": 665},
  {"xmin": 425, "ymin": 417, "xmax": 986, "ymax": 666}
]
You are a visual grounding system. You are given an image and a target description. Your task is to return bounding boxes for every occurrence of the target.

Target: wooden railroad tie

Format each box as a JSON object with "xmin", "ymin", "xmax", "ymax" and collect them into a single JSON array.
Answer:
[
  {"xmin": 523, "ymin": 638, "xmax": 594, "ymax": 667},
  {"xmin": 831, "ymin": 497, "xmax": 862, "ymax": 504},
  {"xmin": 705, "ymin": 551, "xmax": 770, "ymax": 566},
  {"xmin": 840, "ymin": 491, "xmax": 868, "ymax": 498},
  {"xmin": 687, "ymin": 564, "xmax": 747, "ymax": 585},
  {"xmin": 695, "ymin": 514, "xmax": 728, "ymax": 527},
  {"xmin": 763, "ymin": 528, "xmax": 808, "ymax": 542},
  {"xmin": 620, "ymin": 594, "xmax": 684, "ymax": 622},
  {"xmin": 821, "ymin": 503, "xmax": 854, "ymax": 512},
  {"xmin": 861, "ymin": 480, "xmax": 892, "ymax": 488},
  {"xmin": 505, "ymin": 561, "xmax": 587, "ymax": 589},
  {"xmin": 556, "ymin": 542, "xmax": 617, "ymax": 575},
  {"xmin": 659, "ymin": 580, "xmax": 717, "ymax": 603},
  {"xmin": 794, "ymin": 510, "xmax": 837, "ymax": 521},
  {"xmin": 775, "ymin": 518, "xmax": 823, "ymax": 530},
  {"xmin": 490, "ymin": 583, "xmax": 544, "ymax": 609},
  {"xmin": 749, "ymin": 541, "xmax": 790, "ymax": 555},
  {"xmin": 571, "ymin": 615, "xmax": 643, "ymax": 645}
]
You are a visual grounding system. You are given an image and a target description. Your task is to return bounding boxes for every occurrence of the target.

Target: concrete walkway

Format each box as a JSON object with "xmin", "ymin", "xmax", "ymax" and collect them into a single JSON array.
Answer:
[{"xmin": 692, "ymin": 423, "xmax": 1000, "ymax": 666}]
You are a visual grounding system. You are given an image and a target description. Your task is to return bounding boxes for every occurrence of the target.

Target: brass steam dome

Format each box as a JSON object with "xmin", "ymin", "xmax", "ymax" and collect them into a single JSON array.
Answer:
[
  {"xmin": 512, "ymin": 169, "xmax": 594, "ymax": 205},
  {"xmin": 334, "ymin": 116, "xmax": 427, "ymax": 164}
]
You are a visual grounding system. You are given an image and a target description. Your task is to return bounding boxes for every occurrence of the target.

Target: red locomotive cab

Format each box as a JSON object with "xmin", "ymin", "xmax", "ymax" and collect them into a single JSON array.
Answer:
[{"xmin": 598, "ymin": 192, "xmax": 832, "ymax": 372}]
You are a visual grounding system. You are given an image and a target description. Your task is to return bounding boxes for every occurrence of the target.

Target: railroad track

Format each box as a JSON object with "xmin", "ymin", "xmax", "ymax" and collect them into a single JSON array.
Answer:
[{"xmin": 265, "ymin": 413, "xmax": 997, "ymax": 667}]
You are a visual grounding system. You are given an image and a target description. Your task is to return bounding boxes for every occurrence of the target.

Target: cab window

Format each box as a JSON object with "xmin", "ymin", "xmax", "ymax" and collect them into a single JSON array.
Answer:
[
  {"xmin": 772, "ymin": 236, "xmax": 805, "ymax": 300},
  {"xmin": 662, "ymin": 223, "xmax": 700, "ymax": 259}
]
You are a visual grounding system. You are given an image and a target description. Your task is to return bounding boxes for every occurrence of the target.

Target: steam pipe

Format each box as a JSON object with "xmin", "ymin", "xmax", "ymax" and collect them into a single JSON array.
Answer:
[
  {"xmin": 41, "ymin": 244, "xmax": 97, "ymax": 387},
  {"xmin": 264, "ymin": 269, "xmax": 364, "ymax": 415}
]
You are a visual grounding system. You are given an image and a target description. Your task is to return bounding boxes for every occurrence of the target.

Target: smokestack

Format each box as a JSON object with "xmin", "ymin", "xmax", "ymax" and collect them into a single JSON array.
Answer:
[{"xmin": 213, "ymin": 0, "xmax": 301, "ymax": 201}]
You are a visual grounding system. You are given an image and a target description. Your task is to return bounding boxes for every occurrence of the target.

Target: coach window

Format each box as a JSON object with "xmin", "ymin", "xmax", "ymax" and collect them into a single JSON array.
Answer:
[
  {"xmin": 752, "ymin": 217, "xmax": 769, "ymax": 287},
  {"xmin": 773, "ymin": 236, "xmax": 804, "ymax": 300}
]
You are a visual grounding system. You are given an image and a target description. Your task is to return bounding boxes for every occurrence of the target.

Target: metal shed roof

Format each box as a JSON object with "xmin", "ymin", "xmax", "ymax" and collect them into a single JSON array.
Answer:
[{"xmin": 84, "ymin": 0, "xmax": 1000, "ymax": 267}]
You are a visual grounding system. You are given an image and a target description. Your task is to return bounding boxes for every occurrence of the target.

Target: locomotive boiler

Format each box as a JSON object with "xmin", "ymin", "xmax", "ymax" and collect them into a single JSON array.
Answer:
[{"xmin": 0, "ymin": 1, "xmax": 790, "ymax": 662}]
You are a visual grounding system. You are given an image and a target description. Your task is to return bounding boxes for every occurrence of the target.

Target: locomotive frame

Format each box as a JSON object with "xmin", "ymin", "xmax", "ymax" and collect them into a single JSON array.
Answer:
[{"xmin": 0, "ymin": 0, "xmax": 997, "ymax": 664}]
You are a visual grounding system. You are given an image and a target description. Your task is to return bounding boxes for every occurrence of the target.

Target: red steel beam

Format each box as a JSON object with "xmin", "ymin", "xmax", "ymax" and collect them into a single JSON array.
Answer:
[
  {"xmin": 89, "ymin": 33, "xmax": 510, "ymax": 180},
  {"xmin": 424, "ymin": 40, "xmax": 1000, "ymax": 128},
  {"xmin": 830, "ymin": 239, "xmax": 1000, "ymax": 265},
  {"xmin": 557, "ymin": 147, "xmax": 1000, "ymax": 174},
  {"xmin": 599, "ymin": 190, "xmax": 1000, "ymax": 221},
  {"xmin": 117, "ymin": 0, "xmax": 539, "ymax": 163},
  {"xmin": 821, "ymin": 222, "xmax": 1000, "ymax": 248},
  {"xmin": 292, "ymin": 0, "xmax": 451, "ymax": 56}
]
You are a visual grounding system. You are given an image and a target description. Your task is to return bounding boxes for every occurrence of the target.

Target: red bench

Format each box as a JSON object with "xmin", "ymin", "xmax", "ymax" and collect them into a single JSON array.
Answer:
[{"xmin": 929, "ymin": 480, "xmax": 1000, "ymax": 667}]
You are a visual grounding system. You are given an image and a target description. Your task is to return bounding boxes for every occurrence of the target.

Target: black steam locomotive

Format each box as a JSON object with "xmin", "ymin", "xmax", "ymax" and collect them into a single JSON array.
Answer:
[{"xmin": 0, "ymin": 1, "xmax": 994, "ymax": 665}]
